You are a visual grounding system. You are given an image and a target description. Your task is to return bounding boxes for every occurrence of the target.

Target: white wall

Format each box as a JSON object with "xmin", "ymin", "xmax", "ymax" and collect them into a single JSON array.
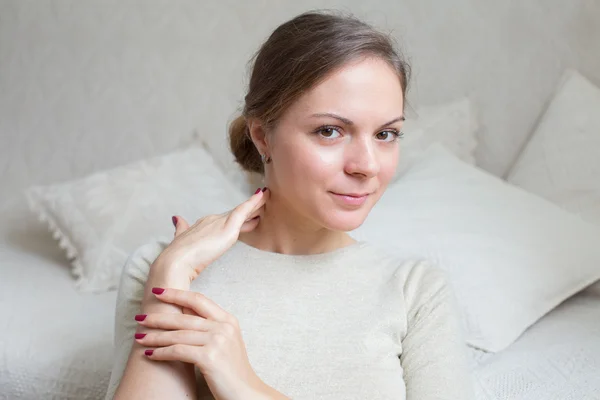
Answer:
[{"xmin": 1, "ymin": 0, "xmax": 599, "ymax": 202}]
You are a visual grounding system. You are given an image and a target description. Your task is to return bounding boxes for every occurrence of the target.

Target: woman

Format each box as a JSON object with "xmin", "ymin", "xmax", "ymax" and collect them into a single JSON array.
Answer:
[{"xmin": 105, "ymin": 10, "xmax": 474, "ymax": 400}]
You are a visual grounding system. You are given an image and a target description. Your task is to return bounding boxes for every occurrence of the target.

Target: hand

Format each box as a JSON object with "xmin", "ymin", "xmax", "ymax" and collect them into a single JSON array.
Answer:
[
  {"xmin": 155, "ymin": 187, "xmax": 269, "ymax": 284},
  {"xmin": 135, "ymin": 288, "xmax": 266, "ymax": 400}
]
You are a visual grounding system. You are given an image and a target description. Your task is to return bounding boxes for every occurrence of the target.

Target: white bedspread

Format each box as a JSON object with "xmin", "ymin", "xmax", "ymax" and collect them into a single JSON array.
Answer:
[
  {"xmin": 0, "ymin": 198, "xmax": 116, "ymax": 400},
  {"xmin": 471, "ymin": 285, "xmax": 600, "ymax": 400}
]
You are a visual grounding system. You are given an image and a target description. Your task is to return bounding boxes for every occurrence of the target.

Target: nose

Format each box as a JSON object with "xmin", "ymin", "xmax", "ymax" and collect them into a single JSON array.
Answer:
[{"xmin": 343, "ymin": 136, "xmax": 379, "ymax": 178}]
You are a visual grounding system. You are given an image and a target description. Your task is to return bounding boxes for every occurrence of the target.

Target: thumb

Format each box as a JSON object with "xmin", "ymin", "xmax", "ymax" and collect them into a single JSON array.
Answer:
[{"xmin": 172, "ymin": 215, "xmax": 190, "ymax": 237}]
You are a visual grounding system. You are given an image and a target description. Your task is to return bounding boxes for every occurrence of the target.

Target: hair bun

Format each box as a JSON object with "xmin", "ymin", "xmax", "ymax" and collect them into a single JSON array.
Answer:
[{"xmin": 228, "ymin": 115, "xmax": 263, "ymax": 174}]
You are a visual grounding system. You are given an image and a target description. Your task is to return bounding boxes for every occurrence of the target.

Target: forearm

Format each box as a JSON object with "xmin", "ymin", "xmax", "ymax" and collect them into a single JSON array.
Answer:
[
  {"xmin": 260, "ymin": 387, "xmax": 291, "ymax": 400},
  {"xmin": 249, "ymin": 381, "xmax": 291, "ymax": 400},
  {"xmin": 113, "ymin": 257, "xmax": 196, "ymax": 399}
]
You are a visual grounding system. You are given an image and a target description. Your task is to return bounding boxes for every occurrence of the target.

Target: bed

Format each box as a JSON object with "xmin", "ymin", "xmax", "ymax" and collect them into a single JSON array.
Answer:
[
  {"xmin": 1, "ymin": 1, "xmax": 600, "ymax": 399},
  {"xmin": 0, "ymin": 201, "xmax": 115, "ymax": 399},
  {"xmin": 471, "ymin": 287, "xmax": 600, "ymax": 400}
]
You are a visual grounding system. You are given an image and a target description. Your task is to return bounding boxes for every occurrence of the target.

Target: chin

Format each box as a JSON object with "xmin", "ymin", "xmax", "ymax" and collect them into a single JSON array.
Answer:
[{"xmin": 319, "ymin": 208, "xmax": 370, "ymax": 232}]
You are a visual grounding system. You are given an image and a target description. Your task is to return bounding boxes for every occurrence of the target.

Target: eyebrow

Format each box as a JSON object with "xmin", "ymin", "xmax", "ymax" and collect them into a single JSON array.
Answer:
[{"xmin": 310, "ymin": 112, "xmax": 405, "ymax": 130}]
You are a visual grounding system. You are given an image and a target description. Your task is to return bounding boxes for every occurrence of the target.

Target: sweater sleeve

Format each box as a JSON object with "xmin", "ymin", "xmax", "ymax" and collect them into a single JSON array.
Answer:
[
  {"xmin": 399, "ymin": 261, "xmax": 475, "ymax": 399},
  {"xmin": 104, "ymin": 238, "xmax": 169, "ymax": 400}
]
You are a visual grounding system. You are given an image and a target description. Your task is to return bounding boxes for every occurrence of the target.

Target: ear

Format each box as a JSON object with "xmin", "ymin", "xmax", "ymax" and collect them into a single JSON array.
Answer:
[{"xmin": 247, "ymin": 118, "xmax": 269, "ymax": 155}]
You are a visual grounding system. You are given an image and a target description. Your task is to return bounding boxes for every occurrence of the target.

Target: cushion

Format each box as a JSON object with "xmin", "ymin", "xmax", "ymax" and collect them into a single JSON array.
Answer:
[
  {"xmin": 507, "ymin": 69, "xmax": 600, "ymax": 294},
  {"xmin": 351, "ymin": 144, "xmax": 600, "ymax": 353},
  {"xmin": 508, "ymin": 69, "xmax": 600, "ymax": 226},
  {"xmin": 26, "ymin": 144, "xmax": 247, "ymax": 293},
  {"xmin": 395, "ymin": 96, "xmax": 479, "ymax": 178}
]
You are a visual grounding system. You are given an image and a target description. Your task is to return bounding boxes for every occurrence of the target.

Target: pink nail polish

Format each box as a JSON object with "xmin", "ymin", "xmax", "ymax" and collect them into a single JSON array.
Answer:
[
  {"xmin": 135, "ymin": 333, "xmax": 146, "ymax": 339},
  {"xmin": 262, "ymin": 187, "xmax": 267, "ymax": 192},
  {"xmin": 134, "ymin": 314, "xmax": 147, "ymax": 321},
  {"xmin": 145, "ymin": 349, "xmax": 154, "ymax": 356},
  {"xmin": 254, "ymin": 188, "xmax": 261, "ymax": 194},
  {"xmin": 152, "ymin": 287, "xmax": 165, "ymax": 295},
  {"xmin": 172, "ymin": 216, "xmax": 177, "ymax": 227}
]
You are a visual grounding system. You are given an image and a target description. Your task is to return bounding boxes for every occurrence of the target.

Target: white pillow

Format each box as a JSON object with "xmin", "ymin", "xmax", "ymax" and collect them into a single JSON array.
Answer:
[
  {"xmin": 508, "ymin": 69, "xmax": 600, "ymax": 226},
  {"xmin": 395, "ymin": 96, "xmax": 479, "ymax": 178},
  {"xmin": 352, "ymin": 144, "xmax": 600, "ymax": 353},
  {"xmin": 26, "ymin": 145, "xmax": 247, "ymax": 293}
]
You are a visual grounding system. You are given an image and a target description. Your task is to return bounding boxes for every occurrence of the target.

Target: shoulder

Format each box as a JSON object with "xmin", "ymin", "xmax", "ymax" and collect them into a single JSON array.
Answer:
[
  {"xmin": 114, "ymin": 236, "xmax": 171, "ymax": 311},
  {"xmin": 358, "ymin": 241, "xmax": 452, "ymax": 299},
  {"xmin": 118, "ymin": 236, "xmax": 171, "ymax": 284},
  {"xmin": 397, "ymin": 259, "xmax": 449, "ymax": 294},
  {"xmin": 350, "ymin": 241, "xmax": 414, "ymax": 271},
  {"xmin": 364, "ymin": 244, "xmax": 453, "ymax": 310},
  {"xmin": 131, "ymin": 235, "xmax": 171, "ymax": 260},
  {"xmin": 388, "ymin": 258, "xmax": 460, "ymax": 328},
  {"xmin": 360, "ymin": 241, "xmax": 447, "ymax": 286}
]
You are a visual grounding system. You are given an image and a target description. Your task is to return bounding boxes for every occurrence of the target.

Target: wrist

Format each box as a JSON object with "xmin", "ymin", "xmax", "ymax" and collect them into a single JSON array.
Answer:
[
  {"xmin": 149, "ymin": 254, "xmax": 192, "ymax": 290},
  {"xmin": 243, "ymin": 377, "xmax": 290, "ymax": 400},
  {"xmin": 141, "ymin": 256, "xmax": 191, "ymax": 314}
]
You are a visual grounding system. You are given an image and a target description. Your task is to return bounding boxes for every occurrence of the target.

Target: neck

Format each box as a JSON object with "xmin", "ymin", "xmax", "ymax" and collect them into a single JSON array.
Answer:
[{"xmin": 238, "ymin": 189, "xmax": 356, "ymax": 255}]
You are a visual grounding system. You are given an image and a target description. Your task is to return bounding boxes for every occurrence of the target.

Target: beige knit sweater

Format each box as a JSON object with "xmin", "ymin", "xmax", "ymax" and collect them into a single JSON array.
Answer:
[{"xmin": 105, "ymin": 237, "xmax": 474, "ymax": 399}]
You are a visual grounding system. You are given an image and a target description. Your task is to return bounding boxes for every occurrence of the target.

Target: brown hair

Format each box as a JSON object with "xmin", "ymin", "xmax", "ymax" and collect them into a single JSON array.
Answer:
[{"xmin": 229, "ymin": 10, "xmax": 411, "ymax": 174}]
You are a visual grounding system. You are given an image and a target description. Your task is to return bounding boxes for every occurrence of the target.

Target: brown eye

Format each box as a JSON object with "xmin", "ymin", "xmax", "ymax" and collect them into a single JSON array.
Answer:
[
  {"xmin": 317, "ymin": 127, "xmax": 341, "ymax": 139},
  {"xmin": 376, "ymin": 130, "xmax": 402, "ymax": 142}
]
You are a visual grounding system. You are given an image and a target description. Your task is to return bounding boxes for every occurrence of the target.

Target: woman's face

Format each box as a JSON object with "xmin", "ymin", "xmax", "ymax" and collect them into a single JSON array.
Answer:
[{"xmin": 264, "ymin": 57, "xmax": 404, "ymax": 232}]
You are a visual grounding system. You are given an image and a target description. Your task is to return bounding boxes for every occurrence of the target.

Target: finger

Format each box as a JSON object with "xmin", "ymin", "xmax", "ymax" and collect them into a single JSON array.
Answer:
[
  {"xmin": 135, "ymin": 329, "xmax": 210, "ymax": 347},
  {"xmin": 172, "ymin": 215, "xmax": 190, "ymax": 237},
  {"xmin": 144, "ymin": 344, "xmax": 203, "ymax": 365},
  {"xmin": 235, "ymin": 188, "xmax": 266, "ymax": 219},
  {"xmin": 244, "ymin": 194, "xmax": 268, "ymax": 221},
  {"xmin": 242, "ymin": 211, "xmax": 260, "ymax": 224},
  {"xmin": 229, "ymin": 187, "xmax": 269, "ymax": 228},
  {"xmin": 239, "ymin": 189, "xmax": 270, "ymax": 231},
  {"xmin": 152, "ymin": 288, "xmax": 232, "ymax": 323},
  {"xmin": 240, "ymin": 215, "xmax": 261, "ymax": 233},
  {"xmin": 135, "ymin": 311, "xmax": 216, "ymax": 331}
]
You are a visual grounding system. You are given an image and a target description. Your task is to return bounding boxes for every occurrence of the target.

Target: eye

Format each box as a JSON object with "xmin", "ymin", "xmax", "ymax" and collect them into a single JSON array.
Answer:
[
  {"xmin": 376, "ymin": 130, "xmax": 403, "ymax": 142},
  {"xmin": 315, "ymin": 125, "xmax": 342, "ymax": 139}
]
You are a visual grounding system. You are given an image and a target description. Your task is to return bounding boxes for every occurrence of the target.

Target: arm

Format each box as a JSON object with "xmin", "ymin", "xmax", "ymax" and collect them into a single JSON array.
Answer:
[
  {"xmin": 400, "ymin": 262, "xmax": 475, "ymax": 399},
  {"xmin": 252, "ymin": 384, "xmax": 291, "ymax": 400},
  {"xmin": 104, "ymin": 239, "xmax": 289, "ymax": 400},
  {"xmin": 104, "ymin": 238, "xmax": 197, "ymax": 400}
]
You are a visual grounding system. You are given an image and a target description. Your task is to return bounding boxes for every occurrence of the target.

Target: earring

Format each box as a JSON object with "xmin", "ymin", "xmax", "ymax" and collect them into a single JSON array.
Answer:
[{"xmin": 261, "ymin": 153, "xmax": 272, "ymax": 164}]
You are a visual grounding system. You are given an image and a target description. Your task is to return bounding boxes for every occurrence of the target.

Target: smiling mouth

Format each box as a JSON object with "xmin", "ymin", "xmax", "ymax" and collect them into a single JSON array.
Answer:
[
  {"xmin": 331, "ymin": 192, "xmax": 369, "ymax": 197},
  {"xmin": 328, "ymin": 191, "xmax": 370, "ymax": 207}
]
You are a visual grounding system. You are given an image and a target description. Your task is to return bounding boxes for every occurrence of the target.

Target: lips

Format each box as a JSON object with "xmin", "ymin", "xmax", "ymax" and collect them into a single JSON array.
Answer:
[
  {"xmin": 329, "ymin": 191, "xmax": 370, "ymax": 207},
  {"xmin": 332, "ymin": 192, "xmax": 370, "ymax": 197}
]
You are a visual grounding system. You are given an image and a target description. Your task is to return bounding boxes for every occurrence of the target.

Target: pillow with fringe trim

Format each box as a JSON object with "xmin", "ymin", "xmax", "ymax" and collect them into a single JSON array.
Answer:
[{"xmin": 26, "ymin": 144, "xmax": 246, "ymax": 293}]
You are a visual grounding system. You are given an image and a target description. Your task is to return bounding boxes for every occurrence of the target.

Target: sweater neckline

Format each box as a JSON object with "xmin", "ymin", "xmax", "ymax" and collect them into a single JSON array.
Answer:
[{"xmin": 233, "ymin": 238, "xmax": 370, "ymax": 263}]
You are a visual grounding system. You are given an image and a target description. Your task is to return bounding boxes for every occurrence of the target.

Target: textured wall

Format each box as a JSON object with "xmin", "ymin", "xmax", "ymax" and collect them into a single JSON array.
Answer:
[{"xmin": 1, "ymin": 0, "xmax": 599, "ymax": 202}]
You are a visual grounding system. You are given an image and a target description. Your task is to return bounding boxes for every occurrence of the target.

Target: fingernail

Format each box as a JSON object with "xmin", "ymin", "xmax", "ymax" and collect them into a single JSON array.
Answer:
[
  {"xmin": 171, "ymin": 216, "xmax": 177, "ymax": 227},
  {"xmin": 262, "ymin": 187, "xmax": 267, "ymax": 192},
  {"xmin": 134, "ymin": 314, "xmax": 147, "ymax": 321},
  {"xmin": 152, "ymin": 287, "xmax": 165, "ymax": 295},
  {"xmin": 145, "ymin": 349, "xmax": 154, "ymax": 356},
  {"xmin": 254, "ymin": 188, "xmax": 261, "ymax": 194},
  {"xmin": 134, "ymin": 333, "xmax": 146, "ymax": 340}
]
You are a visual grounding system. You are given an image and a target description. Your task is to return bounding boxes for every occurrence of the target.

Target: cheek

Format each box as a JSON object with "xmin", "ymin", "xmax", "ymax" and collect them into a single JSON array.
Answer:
[
  {"xmin": 378, "ymin": 148, "xmax": 400, "ymax": 184},
  {"xmin": 380, "ymin": 160, "xmax": 398, "ymax": 183},
  {"xmin": 280, "ymin": 140, "xmax": 339, "ymax": 183}
]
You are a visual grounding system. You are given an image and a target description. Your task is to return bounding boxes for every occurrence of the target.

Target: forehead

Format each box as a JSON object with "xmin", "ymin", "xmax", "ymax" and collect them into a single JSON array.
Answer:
[{"xmin": 290, "ymin": 57, "xmax": 405, "ymax": 119}]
